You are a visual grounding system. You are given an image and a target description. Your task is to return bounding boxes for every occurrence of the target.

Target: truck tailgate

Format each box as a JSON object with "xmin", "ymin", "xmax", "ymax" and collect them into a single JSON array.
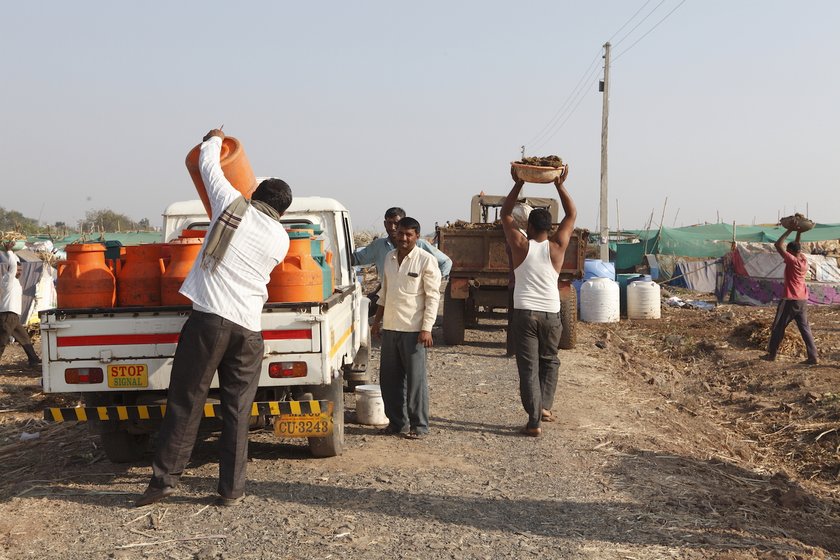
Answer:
[
  {"xmin": 40, "ymin": 308, "xmax": 324, "ymax": 392},
  {"xmin": 42, "ymin": 310, "xmax": 321, "ymax": 362}
]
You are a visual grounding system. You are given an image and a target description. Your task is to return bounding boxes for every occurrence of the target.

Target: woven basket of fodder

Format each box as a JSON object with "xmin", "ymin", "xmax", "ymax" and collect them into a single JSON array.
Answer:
[{"xmin": 779, "ymin": 213, "xmax": 815, "ymax": 233}]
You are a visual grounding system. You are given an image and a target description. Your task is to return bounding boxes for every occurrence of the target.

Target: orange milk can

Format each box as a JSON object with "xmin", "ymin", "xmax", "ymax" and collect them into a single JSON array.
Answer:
[
  {"xmin": 185, "ymin": 136, "xmax": 256, "ymax": 218},
  {"xmin": 161, "ymin": 238, "xmax": 203, "ymax": 306},
  {"xmin": 267, "ymin": 231, "xmax": 323, "ymax": 303},
  {"xmin": 57, "ymin": 243, "xmax": 116, "ymax": 308},
  {"xmin": 116, "ymin": 244, "xmax": 165, "ymax": 307}
]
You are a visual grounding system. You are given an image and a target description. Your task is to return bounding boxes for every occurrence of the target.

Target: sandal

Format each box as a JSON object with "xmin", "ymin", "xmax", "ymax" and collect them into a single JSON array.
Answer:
[
  {"xmin": 403, "ymin": 431, "xmax": 427, "ymax": 440},
  {"xmin": 377, "ymin": 425, "xmax": 402, "ymax": 436},
  {"xmin": 520, "ymin": 425, "xmax": 542, "ymax": 437},
  {"xmin": 541, "ymin": 410, "xmax": 556, "ymax": 422}
]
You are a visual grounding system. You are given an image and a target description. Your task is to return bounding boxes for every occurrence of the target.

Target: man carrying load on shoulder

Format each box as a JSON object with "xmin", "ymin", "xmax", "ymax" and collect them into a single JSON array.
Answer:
[
  {"xmin": 763, "ymin": 228, "xmax": 818, "ymax": 365},
  {"xmin": 501, "ymin": 166, "xmax": 576, "ymax": 437}
]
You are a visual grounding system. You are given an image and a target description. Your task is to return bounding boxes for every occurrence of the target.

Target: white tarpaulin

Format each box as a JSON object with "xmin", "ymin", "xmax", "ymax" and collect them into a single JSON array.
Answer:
[
  {"xmin": 810, "ymin": 255, "xmax": 840, "ymax": 283},
  {"xmin": 735, "ymin": 243, "xmax": 839, "ymax": 282},
  {"xmin": 678, "ymin": 259, "xmax": 720, "ymax": 293},
  {"xmin": 736, "ymin": 244, "xmax": 785, "ymax": 279}
]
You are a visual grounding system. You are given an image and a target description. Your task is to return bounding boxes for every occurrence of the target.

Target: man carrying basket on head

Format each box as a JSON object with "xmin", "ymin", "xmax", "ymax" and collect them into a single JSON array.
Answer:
[{"xmin": 763, "ymin": 227, "xmax": 818, "ymax": 365}]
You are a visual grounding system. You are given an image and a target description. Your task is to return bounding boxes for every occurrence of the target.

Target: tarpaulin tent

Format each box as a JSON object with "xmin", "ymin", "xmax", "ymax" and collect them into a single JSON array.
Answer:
[
  {"xmin": 717, "ymin": 243, "xmax": 840, "ymax": 306},
  {"xmin": 613, "ymin": 222, "xmax": 840, "ymax": 272}
]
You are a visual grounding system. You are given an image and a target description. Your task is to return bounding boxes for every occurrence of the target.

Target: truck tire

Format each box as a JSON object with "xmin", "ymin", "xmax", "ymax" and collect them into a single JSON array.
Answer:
[
  {"xmin": 100, "ymin": 430, "xmax": 150, "ymax": 463},
  {"xmin": 464, "ymin": 296, "xmax": 478, "ymax": 328},
  {"xmin": 559, "ymin": 288, "xmax": 577, "ymax": 350},
  {"xmin": 83, "ymin": 393, "xmax": 150, "ymax": 463},
  {"xmin": 443, "ymin": 284, "xmax": 465, "ymax": 345},
  {"xmin": 308, "ymin": 375, "xmax": 345, "ymax": 458}
]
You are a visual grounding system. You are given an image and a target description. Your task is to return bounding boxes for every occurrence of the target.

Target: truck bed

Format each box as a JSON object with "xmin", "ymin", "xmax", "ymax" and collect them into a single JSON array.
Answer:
[{"xmin": 438, "ymin": 225, "xmax": 588, "ymax": 281}]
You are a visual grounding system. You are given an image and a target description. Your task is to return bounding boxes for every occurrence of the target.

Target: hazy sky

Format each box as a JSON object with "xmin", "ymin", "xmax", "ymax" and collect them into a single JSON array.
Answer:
[{"xmin": 3, "ymin": 1, "xmax": 838, "ymax": 235}]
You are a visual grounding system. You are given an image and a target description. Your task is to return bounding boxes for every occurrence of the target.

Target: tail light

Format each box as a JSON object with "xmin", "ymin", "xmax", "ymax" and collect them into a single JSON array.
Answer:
[
  {"xmin": 65, "ymin": 368, "xmax": 104, "ymax": 384},
  {"xmin": 268, "ymin": 362, "xmax": 307, "ymax": 378}
]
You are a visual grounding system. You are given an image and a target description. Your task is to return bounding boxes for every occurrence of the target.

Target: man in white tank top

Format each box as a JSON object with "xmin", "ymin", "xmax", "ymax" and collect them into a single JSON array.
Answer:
[{"xmin": 501, "ymin": 166, "xmax": 577, "ymax": 437}]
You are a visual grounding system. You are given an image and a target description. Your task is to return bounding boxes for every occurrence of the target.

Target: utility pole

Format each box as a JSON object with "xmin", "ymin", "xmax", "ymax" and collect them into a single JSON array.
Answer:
[{"xmin": 599, "ymin": 42, "xmax": 611, "ymax": 262}]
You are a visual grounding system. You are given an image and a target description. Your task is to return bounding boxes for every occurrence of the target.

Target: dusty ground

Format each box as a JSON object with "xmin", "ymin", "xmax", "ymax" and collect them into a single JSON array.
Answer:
[{"xmin": 0, "ymin": 295, "xmax": 839, "ymax": 559}]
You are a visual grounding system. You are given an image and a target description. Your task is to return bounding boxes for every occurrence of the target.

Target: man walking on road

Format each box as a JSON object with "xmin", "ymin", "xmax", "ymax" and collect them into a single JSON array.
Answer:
[
  {"xmin": 501, "ymin": 166, "xmax": 576, "ymax": 437},
  {"xmin": 137, "ymin": 128, "xmax": 292, "ymax": 507},
  {"xmin": 371, "ymin": 217, "xmax": 441, "ymax": 439},
  {"xmin": 0, "ymin": 242, "xmax": 41, "ymax": 367},
  {"xmin": 764, "ymin": 228, "xmax": 818, "ymax": 364}
]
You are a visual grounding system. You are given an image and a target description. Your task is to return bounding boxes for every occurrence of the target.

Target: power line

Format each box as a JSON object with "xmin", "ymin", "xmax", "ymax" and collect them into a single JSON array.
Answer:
[
  {"xmin": 613, "ymin": 0, "xmax": 669, "ymax": 48},
  {"xmin": 523, "ymin": 0, "xmax": 659, "ymax": 151},
  {"xmin": 526, "ymin": 57, "xmax": 602, "ymax": 151},
  {"xmin": 613, "ymin": 0, "xmax": 688, "ymax": 62},
  {"xmin": 531, "ymin": 71, "xmax": 602, "ymax": 152},
  {"xmin": 608, "ymin": 0, "xmax": 654, "ymax": 43},
  {"xmin": 524, "ymin": 49, "xmax": 601, "ymax": 149}
]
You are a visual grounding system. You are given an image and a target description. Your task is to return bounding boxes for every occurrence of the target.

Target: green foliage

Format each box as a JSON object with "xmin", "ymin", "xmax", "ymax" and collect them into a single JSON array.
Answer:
[
  {"xmin": 0, "ymin": 207, "xmax": 40, "ymax": 234},
  {"xmin": 0, "ymin": 206, "xmax": 154, "ymax": 234},
  {"xmin": 81, "ymin": 209, "xmax": 145, "ymax": 232}
]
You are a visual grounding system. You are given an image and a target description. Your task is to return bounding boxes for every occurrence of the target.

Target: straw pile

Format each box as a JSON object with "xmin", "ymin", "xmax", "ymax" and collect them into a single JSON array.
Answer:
[{"xmin": 1, "ymin": 231, "xmax": 27, "ymax": 243}]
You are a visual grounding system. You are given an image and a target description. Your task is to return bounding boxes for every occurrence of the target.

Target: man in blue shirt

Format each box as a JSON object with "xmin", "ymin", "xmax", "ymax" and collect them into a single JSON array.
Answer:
[{"xmin": 353, "ymin": 207, "xmax": 452, "ymax": 282}]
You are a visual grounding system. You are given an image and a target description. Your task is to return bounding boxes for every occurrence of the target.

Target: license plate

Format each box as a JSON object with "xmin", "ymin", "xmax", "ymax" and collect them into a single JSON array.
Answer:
[
  {"xmin": 107, "ymin": 364, "xmax": 149, "ymax": 388},
  {"xmin": 274, "ymin": 413, "xmax": 333, "ymax": 438}
]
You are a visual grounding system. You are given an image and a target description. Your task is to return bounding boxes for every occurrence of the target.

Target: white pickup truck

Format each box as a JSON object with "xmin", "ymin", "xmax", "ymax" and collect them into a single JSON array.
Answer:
[{"xmin": 40, "ymin": 197, "xmax": 370, "ymax": 462}]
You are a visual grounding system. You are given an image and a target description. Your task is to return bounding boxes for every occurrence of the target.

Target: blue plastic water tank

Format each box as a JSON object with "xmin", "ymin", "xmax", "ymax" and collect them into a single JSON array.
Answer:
[{"xmin": 572, "ymin": 259, "xmax": 616, "ymax": 309}]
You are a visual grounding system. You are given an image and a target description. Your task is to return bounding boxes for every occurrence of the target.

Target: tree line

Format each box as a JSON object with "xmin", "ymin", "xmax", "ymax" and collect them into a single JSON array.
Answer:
[{"xmin": 1, "ymin": 207, "xmax": 152, "ymax": 235}]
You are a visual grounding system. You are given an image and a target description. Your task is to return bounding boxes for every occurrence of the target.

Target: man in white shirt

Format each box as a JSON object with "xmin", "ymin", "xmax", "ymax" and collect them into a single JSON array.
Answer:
[
  {"xmin": 353, "ymin": 206, "xmax": 451, "ymax": 315},
  {"xmin": 371, "ymin": 217, "xmax": 441, "ymax": 439},
  {"xmin": 353, "ymin": 207, "xmax": 452, "ymax": 282},
  {"xmin": 0, "ymin": 242, "xmax": 40, "ymax": 367},
  {"xmin": 501, "ymin": 166, "xmax": 576, "ymax": 437},
  {"xmin": 137, "ymin": 129, "xmax": 291, "ymax": 507}
]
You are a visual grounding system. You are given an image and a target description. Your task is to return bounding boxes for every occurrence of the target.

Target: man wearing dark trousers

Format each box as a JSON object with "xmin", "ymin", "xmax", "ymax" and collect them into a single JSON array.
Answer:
[
  {"xmin": 137, "ymin": 129, "xmax": 292, "ymax": 507},
  {"xmin": 371, "ymin": 217, "xmax": 441, "ymax": 440},
  {"xmin": 501, "ymin": 166, "xmax": 576, "ymax": 437},
  {"xmin": 764, "ymin": 228, "xmax": 818, "ymax": 365}
]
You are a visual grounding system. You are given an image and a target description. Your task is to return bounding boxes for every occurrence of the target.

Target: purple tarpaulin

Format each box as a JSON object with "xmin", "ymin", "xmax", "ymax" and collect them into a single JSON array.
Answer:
[{"xmin": 731, "ymin": 275, "xmax": 840, "ymax": 306}]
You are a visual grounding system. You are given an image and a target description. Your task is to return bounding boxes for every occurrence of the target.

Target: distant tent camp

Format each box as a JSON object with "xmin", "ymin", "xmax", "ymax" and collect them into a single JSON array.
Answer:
[
  {"xmin": 610, "ymin": 222, "xmax": 840, "ymax": 306},
  {"xmin": 612, "ymin": 222, "xmax": 840, "ymax": 273}
]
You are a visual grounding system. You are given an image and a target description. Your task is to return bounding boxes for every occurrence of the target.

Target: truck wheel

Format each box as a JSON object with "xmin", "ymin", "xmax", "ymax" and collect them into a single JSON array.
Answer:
[
  {"xmin": 559, "ymin": 288, "xmax": 577, "ymax": 350},
  {"xmin": 443, "ymin": 284, "xmax": 465, "ymax": 345},
  {"xmin": 308, "ymin": 375, "xmax": 345, "ymax": 458},
  {"xmin": 100, "ymin": 430, "xmax": 150, "ymax": 463},
  {"xmin": 83, "ymin": 393, "xmax": 150, "ymax": 463}
]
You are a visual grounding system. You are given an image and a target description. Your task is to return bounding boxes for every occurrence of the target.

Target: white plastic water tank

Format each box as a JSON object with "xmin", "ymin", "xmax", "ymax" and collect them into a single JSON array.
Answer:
[
  {"xmin": 580, "ymin": 277, "xmax": 620, "ymax": 323},
  {"xmin": 627, "ymin": 281, "xmax": 661, "ymax": 319}
]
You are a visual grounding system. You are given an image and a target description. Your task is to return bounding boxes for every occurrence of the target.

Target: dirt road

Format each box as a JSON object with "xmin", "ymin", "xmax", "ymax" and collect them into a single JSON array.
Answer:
[{"xmin": 1, "ymin": 304, "xmax": 839, "ymax": 559}]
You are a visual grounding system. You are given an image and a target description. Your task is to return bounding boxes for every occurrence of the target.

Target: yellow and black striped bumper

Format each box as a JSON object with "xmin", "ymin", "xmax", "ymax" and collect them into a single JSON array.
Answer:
[{"xmin": 44, "ymin": 400, "xmax": 331, "ymax": 423}]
